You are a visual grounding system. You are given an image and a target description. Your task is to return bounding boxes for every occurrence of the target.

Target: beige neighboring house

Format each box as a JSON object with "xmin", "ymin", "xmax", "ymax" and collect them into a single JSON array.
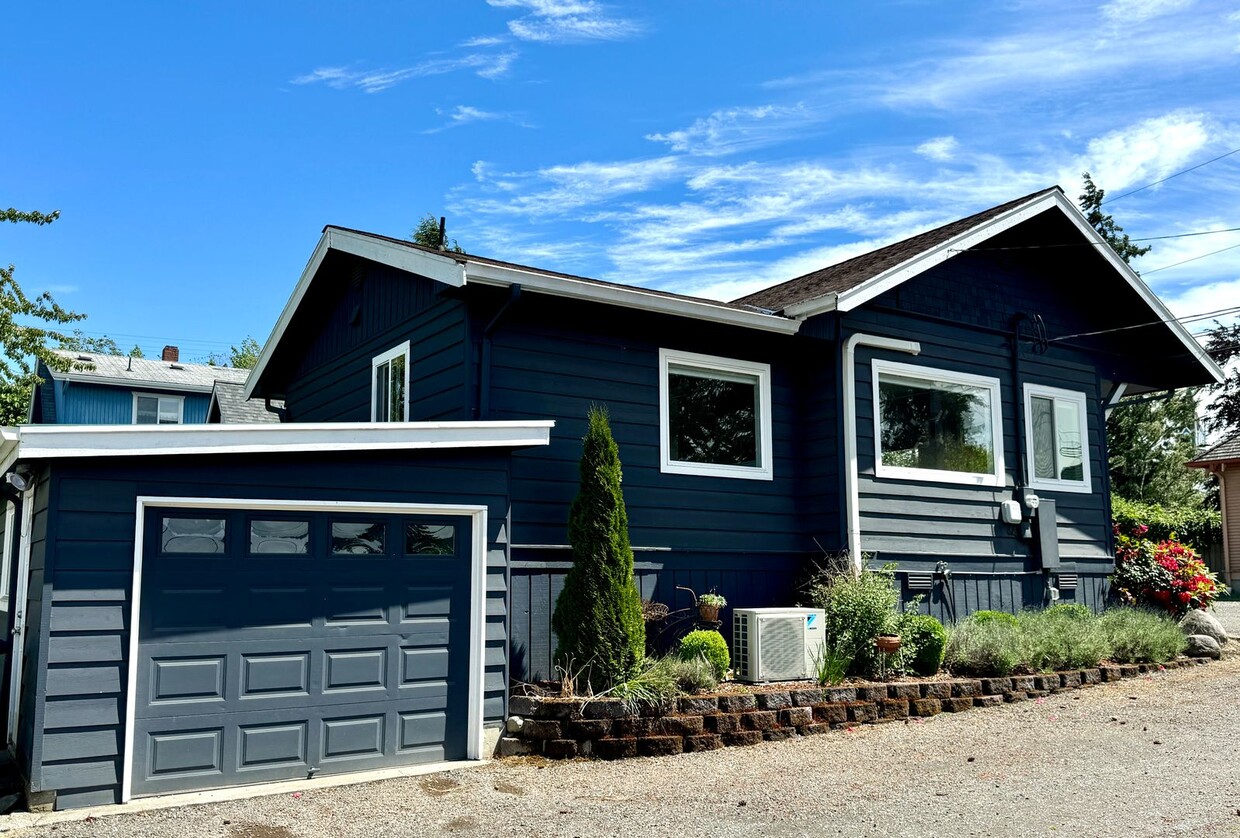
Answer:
[{"xmin": 1188, "ymin": 433, "xmax": 1240, "ymax": 586}]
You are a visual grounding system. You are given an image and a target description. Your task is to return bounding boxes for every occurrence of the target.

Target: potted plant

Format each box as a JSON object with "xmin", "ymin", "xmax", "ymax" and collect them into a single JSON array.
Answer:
[
  {"xmin": 697, "ymin": 591, "xmax": 727, "ymax": 622},
  {"xmin": 875, "ymin": 633, "xmax": 902, "ymax": 653}
]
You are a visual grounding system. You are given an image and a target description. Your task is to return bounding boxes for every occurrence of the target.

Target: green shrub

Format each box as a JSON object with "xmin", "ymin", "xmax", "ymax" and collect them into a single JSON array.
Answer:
[
  {"xmin": 966, "ymin": 610, "xmax": 1019, "ymax": 627},
  {"xmin": 1045, "ymin": 603, "xmax": 1095, "ymax": 620},
  {"xmin": 1098, "ymin": 608, "xmax": 1186, "ymax": 663},
  {"xmin": 803, "ymin": 563, "xmax": 899, "ymax": 678},
  {"xmin": 665, "ymin": 655, "xmax": 719, "ymax": 694},
  {"xmin": 677, "ymin": 629, "xmax": 730, "ymax": 680},
  {"xmin": 1018, "ymin": 607, "xmax": 1109, "ymax": 671},
  {"xmin": 944, "ymin": 620, "xmax": 1023, "ymax": 676},
  {"xmin": 1112, "ymin": 496, "xmax": 1221, "ymax": 550},
  {"xmin": 897, "ymin": 612, "xmax": 948, "ymax": 675},
  {"xmin": 552, "ymin": 406, "xmax": 645, "ymax": 692}
]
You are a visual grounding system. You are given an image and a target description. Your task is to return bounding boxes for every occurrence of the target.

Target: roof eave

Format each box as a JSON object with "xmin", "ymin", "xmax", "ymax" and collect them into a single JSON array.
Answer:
[{"xmin": 46, "ymin": 371, "xmax": 222, "ymax": 394}]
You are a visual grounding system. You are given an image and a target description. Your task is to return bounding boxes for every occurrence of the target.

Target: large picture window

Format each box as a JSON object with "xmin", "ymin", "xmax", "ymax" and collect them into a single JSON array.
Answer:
[
  {"xmin": 1024, "ymin": 384, "xmax": 1091, "ymax": 493},
  {"xmin": 872, "ymin": 360, "xmax": 1005, "ymax": 486},
  {"xmin": 659, "ymin": 349, "xmax": 773, "ymax": 480},
  {"xmin": 371, "ymin": 341, "xmax": 410, "ymax": 423},
  {"xmin": 133, "ymin": 393, "xmax": 184, "ymax": 425}
]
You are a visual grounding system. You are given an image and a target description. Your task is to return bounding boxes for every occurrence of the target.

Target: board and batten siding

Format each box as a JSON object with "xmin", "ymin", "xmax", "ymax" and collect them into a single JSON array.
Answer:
[
  {"xmin": 281, "ymin": 258, "xmax": 471, "ymax": 423},
  {"xmin": 19, "ymin": 449, "xmax": 512, "ymax": 810},
  {"xmin": 1222, "ymin": 469, "xmax": 1240, "ymax": 586}
]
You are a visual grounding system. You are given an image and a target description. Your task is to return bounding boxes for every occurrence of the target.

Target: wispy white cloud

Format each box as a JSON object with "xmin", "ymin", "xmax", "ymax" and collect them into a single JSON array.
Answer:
[
  {"xmin": 423, "ymin": 105, "xmax": 529, "ymax": 134},
  {"xmin": 461, "ymin": 35, "xmax": 507, "ymax": 47},
  {"xmin": 292, "ymin": 51, "xmax": 518, "ymax": 93},
  {"xmin": 645, "ymin": 105, "xmax": 818, "ymax": 157},
  {"xmin": 916, "ymin": 136, "xmax": 959, "ymax": 162},
  {"xmin": 1101, "ymin": 0, "xmax": 1194, "ymax": 26},
  {"xmin": 487, "ymin": 0, "xmax": 641, "ymax": 43}
]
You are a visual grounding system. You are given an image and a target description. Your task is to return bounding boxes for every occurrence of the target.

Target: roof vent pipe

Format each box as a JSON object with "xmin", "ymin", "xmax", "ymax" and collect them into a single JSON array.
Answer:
[{"xmin": 842, "ymin": 332, "xmax": 921, "ymax": 575}]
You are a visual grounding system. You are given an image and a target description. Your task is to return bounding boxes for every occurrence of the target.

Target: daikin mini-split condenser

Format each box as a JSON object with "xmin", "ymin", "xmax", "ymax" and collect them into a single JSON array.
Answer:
[{"xmin": 732, "ymin": 607, "xmax": 826, "ymax": 683}]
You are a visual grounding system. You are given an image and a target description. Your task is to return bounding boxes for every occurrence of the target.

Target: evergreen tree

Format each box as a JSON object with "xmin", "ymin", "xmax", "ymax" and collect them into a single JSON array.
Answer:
[
  {"xmin": 1079, "ymin": 173, "xmax": 1150, "ymax": 267},
  {"xmin": 1106, "ymin": 389, "xmax": 1205, "ymax": 506},
  {"xmin": 551, "ymin": 406, "xmax": 645, "ymax": 691},
  {"xmin": 1203, "ymin": 322, "xmax": 1240, "ymax": 441}
]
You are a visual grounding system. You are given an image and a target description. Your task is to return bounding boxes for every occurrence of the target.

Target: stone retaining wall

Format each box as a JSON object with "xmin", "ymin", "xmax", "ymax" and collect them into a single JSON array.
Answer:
[{"xmin": 499, "ymin": 659, "xmax": 1206, "ymax": 759}]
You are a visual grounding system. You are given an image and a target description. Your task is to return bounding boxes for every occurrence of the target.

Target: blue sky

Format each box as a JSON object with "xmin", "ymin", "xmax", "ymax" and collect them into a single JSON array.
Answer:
[{"xmin": 3, "ymin": 0, "xmax": 1239, "ymax": 362}]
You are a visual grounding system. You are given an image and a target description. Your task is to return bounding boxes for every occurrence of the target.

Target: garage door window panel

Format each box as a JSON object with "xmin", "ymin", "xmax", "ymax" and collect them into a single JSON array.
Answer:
[
  {"xmin": 160, "ymin": 517, "xmax": 227, "ymax": 555},
  {"xmin": 405, "ymin": 523, "xmax": 456, "ymax": 556},
  {"xmin": 249, "ymin": 520, "xmax": 310, "ymax": 556},
  {"xmin": 331, "ymin": 521, "xmax": 386, "ymax": 556}
]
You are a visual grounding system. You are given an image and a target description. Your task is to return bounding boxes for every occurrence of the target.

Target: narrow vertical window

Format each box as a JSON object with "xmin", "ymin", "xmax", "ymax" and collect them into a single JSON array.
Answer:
[
  {"xmin": 1023, "ymin": 384, "xmax": 1091, "ymax": 492},
  {"xmin": 371, "ymin": 342, "xmax": 410, "ymax": 422}
]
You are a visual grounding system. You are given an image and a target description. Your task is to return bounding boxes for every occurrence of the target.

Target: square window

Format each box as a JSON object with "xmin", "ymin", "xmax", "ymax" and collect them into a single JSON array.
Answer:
[
  {"xmin": 872, "ymin": 360, "xmax": 1005, "ymax": 486},
  {"xmin": 249, "ymin": 520, "xmax": 310, "ymax": 555},
  {"xmin": 1024, "ymin": 384, "xmax": 1091, "ymax": 493},
  {"xmin": 331, "ymin": 522, "xmax": 385, "ymax": 556},
  {"xmin": 134, "ymin": 393, "xmax": 184, "ymax": 425},
  {"xmin": 659, "ymin": 349, "xmax": 772, "ymax": 480},
  {"xmin": 405, "ymin": 523, "xmax": 455, "ymax": 556},
  {"xmin": 372, "ymin": 342, "xmax": 410, "ymax": 422}
]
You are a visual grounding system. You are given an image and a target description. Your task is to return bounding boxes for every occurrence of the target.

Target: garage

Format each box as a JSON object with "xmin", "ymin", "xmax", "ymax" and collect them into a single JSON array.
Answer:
[{"xmin": 129, "ymin": 502, "xmax": 475, "ymax": 797}]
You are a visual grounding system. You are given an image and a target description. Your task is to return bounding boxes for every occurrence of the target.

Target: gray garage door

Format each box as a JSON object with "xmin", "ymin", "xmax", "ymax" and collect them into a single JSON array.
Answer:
[{"xmin": 131, "ymin": 508, "xmax": 472, "ymax": 797}]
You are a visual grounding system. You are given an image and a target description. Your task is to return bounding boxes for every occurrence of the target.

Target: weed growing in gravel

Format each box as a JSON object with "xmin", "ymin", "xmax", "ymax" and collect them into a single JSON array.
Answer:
[{"xmin": 1098, "ymin": 607, "xmax": 1186, "ymax": 663}]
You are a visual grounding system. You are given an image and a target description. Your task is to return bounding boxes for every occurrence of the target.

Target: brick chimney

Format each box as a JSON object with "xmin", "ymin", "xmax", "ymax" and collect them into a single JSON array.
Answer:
[{"xmin": 161, "ymin": 345, "xmax": 179, "ymax": 362}]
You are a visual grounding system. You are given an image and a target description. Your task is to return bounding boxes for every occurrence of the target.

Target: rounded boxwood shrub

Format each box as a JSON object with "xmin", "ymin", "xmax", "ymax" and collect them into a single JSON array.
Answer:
[
  {"xmin": 899, "ymin": 613, "xmax": 948, "ymax": 675},
  {"xmin": 678, "ymin": 629, "xmax": 730, "ymax": 680},
  {"xmin": 967, "ymin": 610, "xmax": 1019, "ymax": 627}
]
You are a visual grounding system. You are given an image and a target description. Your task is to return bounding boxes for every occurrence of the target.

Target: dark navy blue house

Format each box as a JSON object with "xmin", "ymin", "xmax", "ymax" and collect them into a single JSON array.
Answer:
[{"xmin": 0, "ymin": 186, "xmax": 1221, "ymax": 809}]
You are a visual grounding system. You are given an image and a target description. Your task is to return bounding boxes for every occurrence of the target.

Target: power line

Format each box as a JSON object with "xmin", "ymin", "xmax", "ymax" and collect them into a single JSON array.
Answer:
[
  {"xmin": 956, "ymin": 224, "xmax": 1240, "ymax": 253},
  {"xmin": 1102, "ymin": 146, "xmax": 1240, "ymax": 205},
  {"xmin": 1143, "ymin": 241, "xmax": 1240, "ymax": 275},
  {"xmin": 1048, "ymin": 304, "xmax": 1240, "ymax": 343}
]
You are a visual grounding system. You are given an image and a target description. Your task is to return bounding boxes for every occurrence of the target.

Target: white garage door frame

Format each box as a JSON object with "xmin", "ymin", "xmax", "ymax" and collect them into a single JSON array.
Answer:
[{"xmin": 122, "ymin": 496, "xmax": 490, "ymax": 803}]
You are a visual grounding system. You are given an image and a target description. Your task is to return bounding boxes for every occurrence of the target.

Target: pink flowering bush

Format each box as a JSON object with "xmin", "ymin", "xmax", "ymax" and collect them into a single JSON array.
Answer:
[{"xmin": 1111, "ymin": 522, "xmax": 1227, "ymax": 616}]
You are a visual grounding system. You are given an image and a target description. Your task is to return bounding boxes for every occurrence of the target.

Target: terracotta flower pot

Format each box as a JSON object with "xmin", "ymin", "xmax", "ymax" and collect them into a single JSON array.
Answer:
[
  {"xmin": 698, "ymin": 604, "xmax": 721, "ymax": 622},
  {"xmin": 875, "ymin": 635, "xmax": 902, "ymax": 653}
]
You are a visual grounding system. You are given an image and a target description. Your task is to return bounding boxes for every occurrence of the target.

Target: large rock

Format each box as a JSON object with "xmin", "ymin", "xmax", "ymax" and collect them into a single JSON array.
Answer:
[
  {"xmin": 1184, "ymin": 634, "xmax": 1222, "ymax": 659},
  {"xmin": 1179, "ymin": 610, "xmax": 1229, "ymax": 645}
]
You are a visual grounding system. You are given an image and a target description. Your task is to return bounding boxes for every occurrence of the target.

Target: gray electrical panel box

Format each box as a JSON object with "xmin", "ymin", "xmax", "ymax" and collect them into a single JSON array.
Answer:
[{"xmin": 1032, "ymin": 498, "xmax": 1060, "ymax": 570}]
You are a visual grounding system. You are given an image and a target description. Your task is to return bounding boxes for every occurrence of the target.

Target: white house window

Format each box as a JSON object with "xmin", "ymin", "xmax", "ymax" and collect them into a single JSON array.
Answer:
[
  {"xmin": 133, "ymin": 393, "xmax": 184, "ymax": 425},
  {"xmin": 371, "ymin": 341, "xmax": 410, "ymax": 423},
  {"xmin": 872, "ymin": 360, "xmax": 1005, "ymax": 487},
  {"xmin": 659, "ymin": 348, "xmax": 773, "ymax": 481},
  {"xmin": 1024, "ymin": 383, "xmax": 1091, "ymax": 493}
]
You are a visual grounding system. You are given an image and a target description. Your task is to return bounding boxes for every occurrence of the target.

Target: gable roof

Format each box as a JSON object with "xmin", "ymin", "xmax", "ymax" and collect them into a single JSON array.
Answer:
[
  {"xmin": 1189, "ymin": 433, "xmax": 1240, "ymax": 467},
  {"xmin": 45, "ymin": 350, "xmax": 250, "ymax": 395},
  {"xmin": 208, "ymin": 381, "xmax": 284, "ymax": 424},
  {"xmin": 734, "ymin": 187, "xmax": 1060, "ymax": 311}
]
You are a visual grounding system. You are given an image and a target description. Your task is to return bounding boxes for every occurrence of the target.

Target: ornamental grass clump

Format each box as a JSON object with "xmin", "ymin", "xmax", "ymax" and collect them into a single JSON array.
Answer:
[
  {"xmin": 551, "ymin": 406, "xmax": 645, "ymax": 693},
  {"xmin": 943, "ymin": 619, "xmax": 1024, "ymax": 677},
  {"xmin": 1017, "ymin": 606, "xmax": 1109, "ymax": 671},
  {"xmin": 1098, "ymin": 607, "xmax": 1186, "ymax": 663},
  {"xmin": 606, "ymin": 654, "xmax": 717, "ymax": 712}
]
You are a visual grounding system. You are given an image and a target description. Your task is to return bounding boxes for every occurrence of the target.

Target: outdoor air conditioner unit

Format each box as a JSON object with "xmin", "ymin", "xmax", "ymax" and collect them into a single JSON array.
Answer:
[{"xmin": 732, "ymin": 607, "xmax": 826, "ymax": 683}]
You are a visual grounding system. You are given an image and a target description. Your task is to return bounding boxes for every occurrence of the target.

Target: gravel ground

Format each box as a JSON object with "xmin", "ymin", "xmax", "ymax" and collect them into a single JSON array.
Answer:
[
  {"xmin": 8, "ymin": 653, "xmax": 1239, "ymax": 838},
  {"xmin": 1212, "ymin": 601, "xmax": 1240, "ymax": 636}
]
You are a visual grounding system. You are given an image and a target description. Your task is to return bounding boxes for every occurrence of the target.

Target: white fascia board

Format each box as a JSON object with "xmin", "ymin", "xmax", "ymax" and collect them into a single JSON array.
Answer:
[
  {"xmin": 786, "ymin": 192, "xmax": 1064, "ymax": 319},
  {"xmin": 3, "ymin": 420, "xmax": 553, "ymax": 461},
  {"xmin": 463, "ymin": 262, "xmax": 802, "ymax": 335},
  {"xmin": 46, "ymin": 372, "xmax": 218, "ymax": 395},
  {"xmin": 243, "ymin": 229, "xmax": 469, "ymax": 400}
]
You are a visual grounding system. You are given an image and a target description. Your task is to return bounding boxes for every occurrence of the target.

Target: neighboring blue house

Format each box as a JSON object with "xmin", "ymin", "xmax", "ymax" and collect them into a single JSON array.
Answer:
[
  {"xmin": 29, "ymin": 347, "xmax": 250, "ymax": 425},
  {"xmin": 0, "ymin": 186, "xmax": 1222, "ymax": 810}
]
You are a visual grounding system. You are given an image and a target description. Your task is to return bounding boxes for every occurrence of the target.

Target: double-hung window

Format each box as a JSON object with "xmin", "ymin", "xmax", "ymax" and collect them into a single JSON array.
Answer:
[
  {"xmin": 372, "ymin": 341, "xmax": 410, "ymax": 422},
  {"xmin": 133, "ymin": 393, "xmax": 184, "ymax": 425},
  {"xmin": 872, "ymin": 360, "xmax": 1005, "ymax": 486},
  {"xmin": 659, "ymin": 348, "xmax": 773, "ymax": 480},
  {"xmin": 1023, "ymin": 384, "xmax": 1091, "ymax": 493}
]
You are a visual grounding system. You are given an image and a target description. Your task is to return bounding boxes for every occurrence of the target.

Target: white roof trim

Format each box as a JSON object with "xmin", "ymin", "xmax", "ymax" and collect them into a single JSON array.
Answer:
[
  {"xmin": 0, "ymin": 420, "xmax": 553, "ymax": 464},
  {"xmin": 782, "ymin": 190, "xmax": 1223, "ymax": 384},
  {"xmin": 244, "ymin": 229, "xmax": 469, "ymax": 400},
  {"xmin": 247, "ymin": 229, "xmax": 799, "ymax": 398},
  {"xmin": 462, "ymin": 262, "xmax": 800, "ymax": 335}
]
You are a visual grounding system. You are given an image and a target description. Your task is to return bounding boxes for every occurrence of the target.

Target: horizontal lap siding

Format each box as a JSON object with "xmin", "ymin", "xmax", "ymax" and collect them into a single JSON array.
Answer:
[
  {"xmin": 283, "ymin": 260, "xmax": 470, "ymax": 422},
  {"xmin": 31, "ymin": 450, "xmax": 512, "ymax": 809},
  {"xmin": 57, "ymin": 385, "xmax": 211, "ymax": 425},
  {"xmin": 510, "ymin": 551, "xmax": 804, "ymax": 681},
  {"xmin": 840, "ymin": 250, "xmax": 1113, "ymax": 612}
]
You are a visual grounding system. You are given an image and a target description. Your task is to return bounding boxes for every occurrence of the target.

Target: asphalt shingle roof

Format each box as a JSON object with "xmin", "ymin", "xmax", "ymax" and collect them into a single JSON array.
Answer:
[
  {"xmin": 210, "ymin": 381, "xmax": 284, "ymax": 424},
  {"xmin": 732, "ymin": 187, "xmax": 1063, "ymax": 312},
  {"xmin": 48, "ymin": 350, "xmax": 250, "ymax": 392},
  {"xmin": 1190, "ymin": 433, "xmax": 1240, "ymax": 465}
]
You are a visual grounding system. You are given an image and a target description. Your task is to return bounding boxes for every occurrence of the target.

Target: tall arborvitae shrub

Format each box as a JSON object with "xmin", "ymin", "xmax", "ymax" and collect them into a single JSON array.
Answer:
[{"xmin": 552, "ymin": 406, "xmax": 645, "ymax": 691}]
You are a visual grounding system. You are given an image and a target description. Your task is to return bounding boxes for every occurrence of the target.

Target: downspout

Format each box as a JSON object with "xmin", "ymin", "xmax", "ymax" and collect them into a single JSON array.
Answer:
[
  {"xmin": 478, "ymin": 284, "xmax": 522, "ymax": 419},
  {"xmin": 843, "ymin": 332, "xmax": 921, "ymax": 574}
]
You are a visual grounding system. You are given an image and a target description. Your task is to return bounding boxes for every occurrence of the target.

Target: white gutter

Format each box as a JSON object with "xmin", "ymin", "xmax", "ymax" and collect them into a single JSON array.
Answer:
[
  {"xmin": 843, "ymin": 333, "xmax": 921, "ymax": 573},
  {"xmin": 0, "ymin": 420, "xmax": 554, "ymax": 462}
]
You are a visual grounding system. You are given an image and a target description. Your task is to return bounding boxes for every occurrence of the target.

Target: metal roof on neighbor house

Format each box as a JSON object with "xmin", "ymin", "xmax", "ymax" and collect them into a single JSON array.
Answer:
[{"xmin": 46, "ymin": 350, "xmax": 250, "ymax": 394}]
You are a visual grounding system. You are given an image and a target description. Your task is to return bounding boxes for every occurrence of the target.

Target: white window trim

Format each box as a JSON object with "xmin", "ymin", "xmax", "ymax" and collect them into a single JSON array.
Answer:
[
  {"xmin": 131, "ymin": 392, "xmax": 185, "ymax": 425},
  {"xmin": 0, "ymin": 501, "xmax": 12, "ymax": 606},
  {"xmin": 371, "ymin": 341, "xmax": 411, "ymax": 423},
  {"xmin": 871, "ymin": 359, "xmax": 1006, "ymax": 488},
  {"xmin": 658, "ymin": 348, "xmax": 773, "ymax": 481},
  {"xmin": 1023, "ymin": 383, "xmax": 1092, "ymax": 494}
]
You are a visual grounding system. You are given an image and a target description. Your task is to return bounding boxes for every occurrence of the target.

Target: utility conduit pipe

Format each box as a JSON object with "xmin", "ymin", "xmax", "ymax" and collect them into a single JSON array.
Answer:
[{"xmin": 843, "ymin": 332, "xmax": 921, "ymax": 574}]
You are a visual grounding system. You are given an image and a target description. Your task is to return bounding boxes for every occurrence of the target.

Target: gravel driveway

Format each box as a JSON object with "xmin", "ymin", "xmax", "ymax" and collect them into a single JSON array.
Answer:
[{"xmin": 8, "ymin": 654, "xmax": 1239, "ymax": 838}]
